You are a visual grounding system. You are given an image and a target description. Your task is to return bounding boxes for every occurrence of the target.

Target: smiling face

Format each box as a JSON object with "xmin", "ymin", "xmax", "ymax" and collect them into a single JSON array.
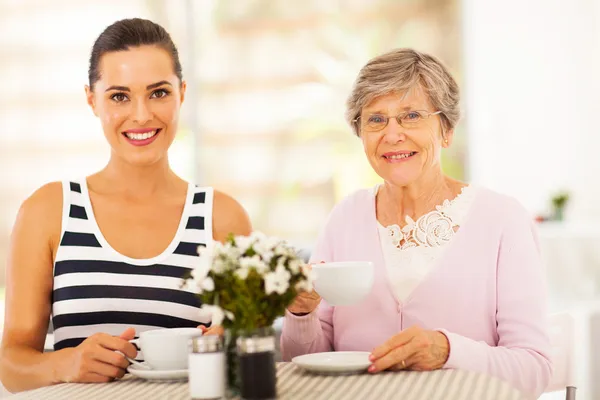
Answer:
[
  {"xmin": 358, "ymin": 86, "xmax": 453, "ymax": 187},
  {"xmin": 85, "ymin": 45, "xmax": 186, "ymax": 166}
]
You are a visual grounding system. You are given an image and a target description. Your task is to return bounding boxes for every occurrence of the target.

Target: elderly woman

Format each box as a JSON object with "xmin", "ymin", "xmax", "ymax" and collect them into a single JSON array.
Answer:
[{"xmin": 281, "ymin": 48, "xmax": 552, "ymax": 398}]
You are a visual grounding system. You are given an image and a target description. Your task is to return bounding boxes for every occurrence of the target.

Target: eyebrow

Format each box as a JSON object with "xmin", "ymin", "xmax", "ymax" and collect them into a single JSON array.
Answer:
[
  {"xmin": 105, "ymin": 80, "xmax": 173, "ymax": 92},
  {"xmin": 364, "ymin": 105, "xmax": 419, "ymax": 114}
]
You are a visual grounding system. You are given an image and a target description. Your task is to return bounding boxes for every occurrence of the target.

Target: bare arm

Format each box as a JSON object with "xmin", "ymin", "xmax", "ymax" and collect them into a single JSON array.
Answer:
[
  {"xmin": 0, "ymin": 182, "xmax": 66, "ymax": 392},
  {"xmin": 0, "ymin": 183, "xmax": 136, "ymax": 393},
  {"xmin": 212, "ymin": 190, "xmax": 252, "ymax": 242}
]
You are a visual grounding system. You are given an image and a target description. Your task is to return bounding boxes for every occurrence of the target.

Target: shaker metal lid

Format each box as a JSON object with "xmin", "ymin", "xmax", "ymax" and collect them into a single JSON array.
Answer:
[
  {"xmin": 236, "ymin": 335, "xmax": 275, "ymax": 354},
  {"xmin": 190, "ymin": 335, "xmax": 223, "ymax": 353}
]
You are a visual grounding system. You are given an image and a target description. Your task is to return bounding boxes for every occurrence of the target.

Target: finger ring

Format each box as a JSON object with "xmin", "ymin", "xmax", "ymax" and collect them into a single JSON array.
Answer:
[{"xmin": 401, "ymin": 360, "xmax": 406, "ymax": 368}]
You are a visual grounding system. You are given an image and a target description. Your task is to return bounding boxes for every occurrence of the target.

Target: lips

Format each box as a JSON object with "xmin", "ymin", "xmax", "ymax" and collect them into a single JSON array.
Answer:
[
  {"xmin": 122, "ymin": 128, "xmax": 161, "ymax": 141},
  {"xmin": 382, "ymin": 151, "xmax": 418, "ymax": 160}
]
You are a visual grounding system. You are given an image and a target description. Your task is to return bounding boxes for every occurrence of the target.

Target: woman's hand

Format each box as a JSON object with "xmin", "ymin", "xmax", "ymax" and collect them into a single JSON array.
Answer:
[
  {"xmin": 287, "ymin": 290, "xmax": 322, "ymax": 315},
  {"xmin": 60, "ymin": 328, "xmax": 138, "ymax": 383},
  {"xmin": 287, "ymin": 263, "xmax": 322, "ymax": 315},
  {"xmin": 368, "ymin": 326, "xmax": 450, "ymax": 373},
  {"xmin": 198, "ymin": 325, "xmax": 224, "ymax": 336},
  {"xmin": 288, "ymin": 261, "xmax": 324, "ymax": 315}
]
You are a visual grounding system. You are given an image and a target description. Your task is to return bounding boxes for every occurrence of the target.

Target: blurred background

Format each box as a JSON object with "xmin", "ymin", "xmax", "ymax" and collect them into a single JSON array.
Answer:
[{"xmin": 1, "ymin": 0, "xmax": 600, "ymax": 398}]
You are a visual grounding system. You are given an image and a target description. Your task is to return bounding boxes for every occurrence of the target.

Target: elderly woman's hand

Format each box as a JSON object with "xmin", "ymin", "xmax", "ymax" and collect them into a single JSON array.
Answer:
[
  {"xmin": 368, "ymin": 326, "xmax": 450, "ymax": 373},
  {"xmin": 287, "ymin": 290, "xmax": 322, "ymax": 315},
  {"xmin": 287, "ymin": 263, "xmax": 322, "ymax": 315}
]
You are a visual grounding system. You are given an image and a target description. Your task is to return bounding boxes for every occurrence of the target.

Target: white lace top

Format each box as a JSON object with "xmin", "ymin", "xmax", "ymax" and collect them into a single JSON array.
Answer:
[{"xmin": 376, "ymin": 185, "xmax": 478, "ymax": 303}]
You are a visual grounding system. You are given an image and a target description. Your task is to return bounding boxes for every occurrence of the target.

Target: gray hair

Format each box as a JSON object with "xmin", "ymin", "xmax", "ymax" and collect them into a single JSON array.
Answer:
[{"xmin": 346, "ymin": 48, "xmax": 461, "ymax": 136}]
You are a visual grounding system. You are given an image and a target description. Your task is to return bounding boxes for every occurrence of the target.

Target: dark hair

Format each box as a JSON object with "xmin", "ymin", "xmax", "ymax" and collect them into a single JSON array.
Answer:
[{"xmin": 88, "ymin": 18, "xmax": 183, "ymax": 90}]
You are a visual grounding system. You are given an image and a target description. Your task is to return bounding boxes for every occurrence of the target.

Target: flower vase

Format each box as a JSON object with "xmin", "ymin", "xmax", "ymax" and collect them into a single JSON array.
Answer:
[
  {"xmin": 553, "ymin": 206, "xmax": 564, "ymax": 221},
  {"xmin": 224, "ymin": 329, "xmax": 242, "ymax": 398}
]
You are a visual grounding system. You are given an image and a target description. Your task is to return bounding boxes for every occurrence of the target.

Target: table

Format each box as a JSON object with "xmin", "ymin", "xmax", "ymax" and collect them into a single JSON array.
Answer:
[{"xmin": 9, "ymin": 363, "xmax": 526, "ymax": 400}]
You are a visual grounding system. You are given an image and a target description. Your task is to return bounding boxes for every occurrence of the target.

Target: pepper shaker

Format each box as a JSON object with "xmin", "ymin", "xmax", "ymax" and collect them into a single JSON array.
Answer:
[
  {"xmin": 237, "ymin": 333, "xmax": 277, "ymax": 400},
  {"xmin": 189, "ymin": 335, "xmax": 226, "ymax": 400}
]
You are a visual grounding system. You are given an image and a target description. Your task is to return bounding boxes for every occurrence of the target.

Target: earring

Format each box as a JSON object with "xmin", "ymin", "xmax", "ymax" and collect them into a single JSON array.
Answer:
[{"xmin": 444, "ymin": 139, "xmax": 449, "ymax": 144}]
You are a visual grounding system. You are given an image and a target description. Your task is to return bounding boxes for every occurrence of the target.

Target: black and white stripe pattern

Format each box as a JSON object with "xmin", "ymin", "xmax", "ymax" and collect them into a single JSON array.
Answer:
[{"xmin": 51, "ymin": 179, "xmax": 213, "ymax": 351}]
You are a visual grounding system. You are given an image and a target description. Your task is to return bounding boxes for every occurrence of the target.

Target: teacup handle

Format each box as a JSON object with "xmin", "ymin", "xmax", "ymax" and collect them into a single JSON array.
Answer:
[
  {"xmin": 118, "ymin": 339, "xmax": 151, "ymax": 370},
  {"xmin": 116, "ymin": 350, "xmax": 151, "ymax": 370}
]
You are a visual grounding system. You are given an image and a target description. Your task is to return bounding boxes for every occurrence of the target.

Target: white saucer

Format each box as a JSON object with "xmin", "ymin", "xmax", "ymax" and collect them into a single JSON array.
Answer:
[
  {"xmin": 127, "ymin": 363, "xmax": 188, "ymax": 381},
  {"xmin": 292, "ymin": 351, "xmax": 371, "ymax": 374}
]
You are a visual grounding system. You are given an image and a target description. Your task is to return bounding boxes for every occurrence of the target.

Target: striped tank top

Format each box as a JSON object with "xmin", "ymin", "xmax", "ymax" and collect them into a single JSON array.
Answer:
[{"xmin": 52, "ymin": 179, "xmax": 211, "ymax": 351}]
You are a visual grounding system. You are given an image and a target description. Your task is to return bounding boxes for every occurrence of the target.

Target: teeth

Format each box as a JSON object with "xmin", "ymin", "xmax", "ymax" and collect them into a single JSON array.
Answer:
[
  {"xmin": 388, "ymin": 152, "xmax": 414, "ymax": 160},
  {"xmin": 125, "ymin": 130, "xmax": 157, "ymax": 140}
]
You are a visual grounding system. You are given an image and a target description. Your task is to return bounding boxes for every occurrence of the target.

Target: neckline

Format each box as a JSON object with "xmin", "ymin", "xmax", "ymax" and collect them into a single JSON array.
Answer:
[
  {"xmin": 375, "ymin": 184, "xmax": 474, "ymax": 230},
  {"xmin": 80, "ymin": 178, "xmax": 194, "ymax": 266},
  {"xmin": 370, "ymin": 184, "xmax": 480, "ymax": 304}
]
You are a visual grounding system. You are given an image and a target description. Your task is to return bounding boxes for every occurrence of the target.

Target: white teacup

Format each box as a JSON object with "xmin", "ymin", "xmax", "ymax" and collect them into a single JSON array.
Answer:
[
  {"xmin": 312, "ymin": 261, "xmax": 374, "ymax": 306},
  {"xmin": 131, "ymin": 327, "xmax": 203, "ymax": 370}
]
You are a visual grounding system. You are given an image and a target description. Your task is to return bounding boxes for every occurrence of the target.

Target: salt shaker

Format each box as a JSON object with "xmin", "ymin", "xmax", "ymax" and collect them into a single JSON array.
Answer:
[{"xmin": 189, "ymin": 335, "xmax": 226, "ymax": 400}]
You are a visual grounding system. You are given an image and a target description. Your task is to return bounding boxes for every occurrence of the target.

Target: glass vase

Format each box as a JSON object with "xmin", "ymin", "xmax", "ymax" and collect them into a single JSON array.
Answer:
[{"xmin": 224, "ymin": 328, "xmax": 242, "ymax": 398}]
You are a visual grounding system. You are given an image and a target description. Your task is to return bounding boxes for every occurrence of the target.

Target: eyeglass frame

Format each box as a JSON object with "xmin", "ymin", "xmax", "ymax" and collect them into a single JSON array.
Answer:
[{"xmin": 352, "ymin": 110, "xmax": 443, "ymax": 132}]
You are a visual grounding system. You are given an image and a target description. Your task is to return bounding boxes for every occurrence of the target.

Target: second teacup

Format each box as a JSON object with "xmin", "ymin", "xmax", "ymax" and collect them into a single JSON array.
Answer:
[{"xmin": 312, "ymin": 261, "xmax": 374, "ymax": 306}]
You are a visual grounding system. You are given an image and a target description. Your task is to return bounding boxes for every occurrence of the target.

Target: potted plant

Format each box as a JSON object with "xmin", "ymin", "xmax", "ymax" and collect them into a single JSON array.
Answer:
[{"xmin": 551, "ymin": 192, "xmax": 570, "ymax": 221}]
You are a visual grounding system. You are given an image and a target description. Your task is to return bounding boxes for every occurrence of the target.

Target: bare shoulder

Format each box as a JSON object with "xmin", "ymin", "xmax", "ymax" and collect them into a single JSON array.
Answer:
[
  {"xmin": 14, "ymin": 181, "xmax": 63, "ymax": 253},
  {"xmin": 212, "ymin": 190, "xmax": 252, "ymax": 242},
  {"xmin": 18, "ymin": 181, "xmax": 62, "ymax": 223}
]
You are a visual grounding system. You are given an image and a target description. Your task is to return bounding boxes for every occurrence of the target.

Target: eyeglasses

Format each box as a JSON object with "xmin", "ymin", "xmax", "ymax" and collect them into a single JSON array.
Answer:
[{"xmin": 353, "ymin": 110, "xmax": 442, "ymax": 132}]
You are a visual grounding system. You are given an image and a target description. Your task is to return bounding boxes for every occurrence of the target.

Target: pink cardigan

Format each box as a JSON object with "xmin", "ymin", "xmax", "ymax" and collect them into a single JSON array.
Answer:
[{"xmin": 281, "ymin": 187, "xmax": 552, "ymax": 398}]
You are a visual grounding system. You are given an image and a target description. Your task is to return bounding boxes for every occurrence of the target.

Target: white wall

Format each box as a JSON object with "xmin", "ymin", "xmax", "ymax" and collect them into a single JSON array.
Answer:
[
  {"xmin": 463, "ymin": 0, "xmax": 600, "ymax": 220},
  {"xmin": 463, "ymin": 2, "xmax": 600, "ymax": 398}
]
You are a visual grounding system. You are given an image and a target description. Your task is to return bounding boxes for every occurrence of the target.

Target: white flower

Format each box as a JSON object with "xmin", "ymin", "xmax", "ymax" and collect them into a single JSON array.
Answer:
[
  {"xmin": 196, "ymin": 243, "xmax": 214, "ymax": 276},
  {"xmin": 274, "ymin": 244, "xmax": 287, "ymax": 256},
  {"xmin": 200, "ymin": 277, "xmax": 214, "ymax": 292},
  {"xmin": 288, "ymin": 259, "xmax": 302, "ymax": 274},
  {"xmin": 200, "ymin": 304, "xmax": 234, "ymax": 326},
  {"xmin": 276, "ymin": 257, "xmax": 286, "ymax": 270},
  {"xmin": 200, "ymin": 304, "xmax": 224, "ymax": 326},
  {"xmin": 181, "ymin": 278, "xmax": 198, "ymax": 293},
  {"xmin": 261, "ymin": 250, "xmax": 275, "ymax": 263},
  {"xmin": 252, "ymin": 241, "xmax": 268, "ymax": 257},
  {"xmin": 294, "ymin": 264, "xmax": 317, "ymax": 293},
  {"xmin": 239, "ymin": 255, "xmax": 269, "ymax": 276},
  {"xmin": 224, "ymin": 242, "xmax": 243, "ymax": 258},
  {"xmin": 295, "ymin": 279, "xmax": 313, "ymax": 293},
  {"xmin": 249, "ymin": 231, "xmax": 267, "ymax": 242},
  {"xmin": 235, "ymin": 266, "xmax": 250, "ymax": 280},
  {"xmin": 234, "ymin": 235, "xmax": 254, "ymax": 253},
  {"xmin": 212, "ymin": 257, "xmax": 228, "ymax": 274},
  {"xmin": 184, "ymin": 267, "xmax": 215, "ymax": 294},
  {"xmin": 223, "ymin": 248, "xmax": 243, "ymax": 269},
  {"xmin": 211, "ymin": 241, "xmax": 225, "ymax": 255},
  {"xmin": 264, "ymin": 236, "xmax": 283, "ymax": 251},
  {"xmin": 301, "ymin": 264, "xmax": 318, "ymax": 281},
  {"xmin": 264, "ymin": 264, "xmax": 291, "ymax": 295}
]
